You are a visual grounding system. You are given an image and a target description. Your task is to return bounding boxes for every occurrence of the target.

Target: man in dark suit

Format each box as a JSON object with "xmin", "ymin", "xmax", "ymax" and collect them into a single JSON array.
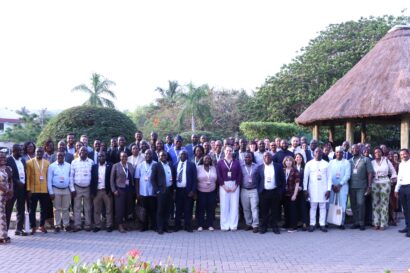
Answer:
[
  {"xmin": 5, "ymin": 144, "xmax": 28, "ymax": 236},
  {"xmin": 90, "ymin": 152, "xmax": 113, "ymax": 232},
  {"xmin": 254, "ymin": 152, "xmax": 285, "ymax": 234},
  {"xmin": 107, "ymin": 137, "xmax": 119, "ymax": 164},
  {"xmin": 51, "ymin": 140, "xmax": 74, "ymax": 164},
  {"xmin": 273, "ymin": 140, "xmax": 294, "ymax": 165},
  {"xmin": 341, "ymin": 141, "xmax": 353, "ymax": 160},
  {"xmin": 173, "ymin": 150, "xmax": 197, "ymax": 232},
  {"xmin": 88, "ymin": 139, "xmax": 102, "ymax": 163},
  {"xmin": 151, "ymin": 151, "xmax": 174, "ymax": 234}
]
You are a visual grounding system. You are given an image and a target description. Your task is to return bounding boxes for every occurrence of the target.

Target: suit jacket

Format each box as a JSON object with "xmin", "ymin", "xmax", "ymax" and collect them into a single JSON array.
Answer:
[
  {"xmin": 50, "ymin": 152, "xmax": 74, "ymax": 164},
  {"xmin": 254, "ymin": 163, "xmax": 285, "ymax": 194},
  {"xmin": 185, "ymin": 143, "xmax": 198, "ymax": 160},
  {"xmin": 6, "ymin": 156, "xmax": 26, "ymax": 191},
  {"xmin": 107, "ymin": 147, "xmax": 119, "ymax": 164},
  {"xmin": 172, "ymin": 160, "xmax": 197, "ymax": 193},
  {"xmin": 272, "ymin": 150, "xmax": 294, "ymax": 165},
  {"xmin": 88, "ymin": 151, "xmax": 99, "ymax": 163},
  {"xmin": 110, "ymin": 146, "xmax": 131, "ymax": 164},
  {"xmin": 90, "ymin": 162, "xmax": 113, "ymax": 196},
  {"xmin": 110, "ymin": 162, "xmax": 135, "ymax": 192},
  {"xmin": 151, "ymin": 161, "xmax": 173, "ymax": 194}
]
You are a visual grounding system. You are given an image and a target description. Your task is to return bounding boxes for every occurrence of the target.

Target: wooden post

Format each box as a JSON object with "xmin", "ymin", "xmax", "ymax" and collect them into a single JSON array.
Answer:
[
  {"xmin": 360, "ymin": 122, "xmax": 367, "ymax": 144},
  {"xmin": 312, "ymin": 124, "xmax": 320, "ymax": 141},
  {"xmin": 328, "ymin": 126, "xmax": 335, "ymax": 143},
  {"xmin": 346, "ymin": 121, "xmax": 354, "ymax": 145},
  {"xmin": 401, "ymin": 114, "xmax": 410, "ymax": 149}
]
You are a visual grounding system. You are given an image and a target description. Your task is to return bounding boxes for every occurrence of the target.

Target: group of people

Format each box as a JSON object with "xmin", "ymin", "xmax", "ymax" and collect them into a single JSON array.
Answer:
[{"xmin": 1, "ymin": 131, "xmax": 410, "ymax": 244}]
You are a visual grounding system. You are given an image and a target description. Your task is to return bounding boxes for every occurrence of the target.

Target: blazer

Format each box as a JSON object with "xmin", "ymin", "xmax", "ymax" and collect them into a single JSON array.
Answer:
[
  {"xmin": 172, "ymin": 160, "xmax": 197, "ymax": 193},
  {"xmin": 109, "ymin": 147, "xmax": 132, "ymax": 164},
  {"xmin": 151, "ymin": 162, "xmax": 173, "ymax": 194},
  {"xmin": 254, "ymin": 163, "xmax": 285, "ymax": 194},
  {"xmin": 50, "ymin": 152, "xmax": 74, "ymax": 164},
  {"xmin": 107, "ymin": 147, "xmax": 119, "ymax": 164},
  {"xmin": 110, "ymin": 162, "xmax": 135, "ymax": 192},
  {"xmin": 6, "ymin": 156, "xmax": 26, "ymax": 191},
  {"xmin": 90, "ymin": 162, "xmax": 113, "ymax": 196}
]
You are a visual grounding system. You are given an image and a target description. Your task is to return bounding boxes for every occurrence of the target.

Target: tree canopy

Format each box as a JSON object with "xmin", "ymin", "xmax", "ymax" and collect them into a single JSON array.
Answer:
[
  {"xmin": 72, "ymin": 73, "xmax": 117, "ymax": 108},
  {"xmin": 38, "ymin": 106, "xmax": 136, "ymax": 146}
]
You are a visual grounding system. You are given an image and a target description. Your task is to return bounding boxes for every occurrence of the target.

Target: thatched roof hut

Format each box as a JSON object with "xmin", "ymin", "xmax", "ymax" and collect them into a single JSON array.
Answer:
[{"xmin": 295, "ymin": 25, "xmax": 410, "ymax": 148}]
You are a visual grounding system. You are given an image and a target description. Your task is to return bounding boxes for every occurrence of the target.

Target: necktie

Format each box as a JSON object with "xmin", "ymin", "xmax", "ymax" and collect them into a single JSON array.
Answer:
[{"xmin": 178, "ymin": 161, "xmax": 185, "ymax": 182}]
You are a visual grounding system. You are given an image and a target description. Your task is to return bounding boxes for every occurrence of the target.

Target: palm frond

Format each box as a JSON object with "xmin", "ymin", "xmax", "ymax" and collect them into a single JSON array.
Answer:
[
  {"xmin": 72, "ymin": 84, "xmax": 93, "ymax": 94},
  {"xmin": 100, "ymin": 97, "xmax": 116, "ymax": 108}
]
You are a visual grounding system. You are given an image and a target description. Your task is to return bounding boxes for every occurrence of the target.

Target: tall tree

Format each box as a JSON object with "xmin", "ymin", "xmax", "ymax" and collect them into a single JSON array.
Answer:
[
  {"xmin": 177, "ymin": 83, "xmax": 212, "ymax": 132},
  {"xmin": 72, "ymin": 73, "xmax": 117, "ymax": 108},
  {"xmin": 155, "ymin": 80, "xmax": 180, "ymax": 105},
  {"xmin": 252, "ymin": 15, "xmax": 410, "ymax": 123}
]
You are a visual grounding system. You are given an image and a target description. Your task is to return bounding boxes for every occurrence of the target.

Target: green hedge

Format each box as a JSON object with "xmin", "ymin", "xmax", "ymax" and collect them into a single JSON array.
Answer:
[
  {"xmin": 240, "ymin": 122, "xmax": 309, "ymax": 140},
  {"xmin": 178, "ymin": 130, "xmax": 224, "ymax": 142},
  {"xmin": 37, "ymin": 106, "xmax": 136, "ymax": 146}
]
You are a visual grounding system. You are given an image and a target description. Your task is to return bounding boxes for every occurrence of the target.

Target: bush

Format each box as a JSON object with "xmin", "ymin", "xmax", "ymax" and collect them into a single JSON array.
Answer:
[
  {"xmin": 59, "ymin": 250, "xmax": 203, "ymax": 273},
  {"xmin": 37, "ymin": 106, "xmax": 136, "ymax": 146},
  {"xmin": 240, "ymin": 122, "xmax": 309, "ymax": 140}
]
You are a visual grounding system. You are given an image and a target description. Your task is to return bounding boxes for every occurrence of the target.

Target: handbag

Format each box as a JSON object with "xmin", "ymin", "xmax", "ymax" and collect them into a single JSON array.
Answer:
[
  {"xmin": 327, "ymin": 193, "xmax": 343, "ymax": 226},
  {"xmin": 135, "ymin": 203, "xmax": 146, "ymax": 224}
]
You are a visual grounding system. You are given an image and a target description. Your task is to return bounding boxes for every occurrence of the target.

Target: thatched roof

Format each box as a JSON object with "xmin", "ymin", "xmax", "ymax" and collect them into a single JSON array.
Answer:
[{"xmin": 296, "ymin": 25, "xmax": 410, "ymax": 126}]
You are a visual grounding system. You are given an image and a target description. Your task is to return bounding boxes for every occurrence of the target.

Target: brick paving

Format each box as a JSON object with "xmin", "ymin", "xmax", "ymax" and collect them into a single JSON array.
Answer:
[{"xmin": 1, "ymin": 221, "xmax": 409, "ymax": 273}]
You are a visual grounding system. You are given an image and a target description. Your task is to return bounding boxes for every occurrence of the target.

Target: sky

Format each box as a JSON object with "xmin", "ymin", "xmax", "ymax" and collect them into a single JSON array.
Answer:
[{"xmin": 0, "ymin": 0, "xmax": 408, "ymax": 113}]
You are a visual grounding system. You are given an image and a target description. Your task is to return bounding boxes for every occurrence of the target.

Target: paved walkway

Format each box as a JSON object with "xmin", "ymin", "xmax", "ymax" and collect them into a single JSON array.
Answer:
[{"xmin": 1, "ymin": 222, "xmax": 409, "ymax": 273}]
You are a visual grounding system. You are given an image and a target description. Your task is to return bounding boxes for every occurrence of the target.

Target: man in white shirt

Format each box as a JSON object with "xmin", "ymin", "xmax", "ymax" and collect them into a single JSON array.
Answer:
[
  {"xmin": 395, "ymin": 148, "xmax": 410, "ymax": 237},
  {"xmin": 304, "ymin": 147, "xmax": 331, "ymax": 232},
  {"xmin": 70, "ymin": 147, "xmax": 93, "ymax": 232}
]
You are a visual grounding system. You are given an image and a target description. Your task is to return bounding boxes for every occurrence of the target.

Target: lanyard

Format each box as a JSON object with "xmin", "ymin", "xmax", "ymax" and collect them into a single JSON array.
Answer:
[
  {"xmin": 244, "ymin": 164, "xmax": 253, "ymax": 177},
  {"xmin": 121, "ymin": 164, "xmax": 128, "ymax": 178},
  {"xmin": 194, "ymin": 157, "xmax": 201, "ymax": 166},
  {"xmin": 353, "ymin": 157, "xmax": 361, "ymax": 169},
  {"xmin": 216, "ymin": 152, "xmax": 223, "ymax": 161},
  {"xmin": 144, "ymin": 162, "xmax": 152, "ymax": 174},
  {"xmin": 34, "ymin": 159, "xmax": 44, "ymax": 174},
  {"xmin": 224, "ymin": 159, "xmax": 233, "ymax": 171},
  {"xmin": 204, "ymin": 166, "xmax": 211, "ymax": 181}
]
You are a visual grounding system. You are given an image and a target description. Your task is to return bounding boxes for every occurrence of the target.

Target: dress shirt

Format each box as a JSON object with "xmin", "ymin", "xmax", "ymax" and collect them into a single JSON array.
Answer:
[
  {"xmin": 264, "ymin": 163, "xmax": 276, "ymax": 190},
  {"xmin": 12, "ymin": 156, "xmax": 25, "ymax": 184},
  {"xmin": 241, "ymin": 163, "xmax": 258, "ymax": 189},
  {"xmin": 161, "ymin": 161, "xmax": 172, "ymax": 187},
  {"xmin": 253, "ymin": 151, "xmax": 264, "ymax": 166},
  {"xmin": 395, "ymin": 159, "xmax": 410, "ymax": 192},
  {"xmin": 47, "ymin": 161, "xmax": 73, "ymax": 194},
  {"xmin": 70, "ymin": 158, "xmax": 93, "ymax": 187},
  {"xmin": 128, "ymin": 154, "xmax": 145, "ymax": 169},
  {"xmin": 135, "ymin": 161, "xmax": 155, "ymax": 196},
  {"xmin": 67, "ymin": 146, "xmax": 75, "ymax": 155},
  {"xmin": 328, "ymin": 158, "xmax": 351, "ymax": 186},
  {"xmin": 97, "ymin": 164, "xmax": 106, "ymax": 190},
  {"xmin": 176, "ymin": 160, "xmax": 187, "ymax": 188}
]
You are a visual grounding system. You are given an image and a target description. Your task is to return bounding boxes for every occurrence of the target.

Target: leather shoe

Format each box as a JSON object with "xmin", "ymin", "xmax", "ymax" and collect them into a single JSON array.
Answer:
[
  {"xmin": 245, "ymin": 225, "xmax": 253, "ymax": 231},
  {"xmin": 252, "ymin": 227, "xmax": 259, "ymax": 233},
  {"xmin": 106, "ymin": 227, "xmax": 113, "ymax": 232},
  {"xmin": 64, "ymin": 226, "xmax": 72, "ymax": 232},
  {"xmin": 308, "ymin": 226, "xmax": 315, "ymax": 232},
  {"xmin": 72, "ymin": 227, "xmax": 81, "ymax": 232},
  {"xmin": 31, "ymin": 228, "xmax": 37, "ymax": 235},
  {"xmin": 39, "ymin": 226, "xmax": 48, "ymax": 233},
  {"xmin": 399, "ymin": 228, "xmax": 408, "ymax": 233},
  {"xmin": 350, "ymin": 224, "xmax": 360, "ymax": 229},
  {"xmin": 406, "ymin": 232, "xmax": 410, "ymax": 238},
  {"xmin": 273, "ymin": 228, "xmax": 280, "ymax": 234},
  {"xmin": 339, "ymin": 225, "xmax": 345, "ymax": 230},
  {"xmin": 84, "ymin": 227, "xmax": 92, "ymax": 232},
  {"xmin": 15, "ymin": 230, "xmax": 28, "ymax": 236},
  {"xmin": 157, "ymin": 230, "xmax": 164, "ymax": 235},
  {"xmin": 360, "ymin": 225, "xmax": 366, "ymax": 231},
  {"xmin": 259, "ymin": 228, "xmax": 267, "ymax": 234},
  {"xmin": 93, "ymin": 228, "xmax": 100, "ymax": 233},
  {"xmin": 320, "ymin": 227, "xmax": 328, "ymax": 233},
  {"xmin": 55, "ymin": 227, "xmax": 61, "ymax": 233}
]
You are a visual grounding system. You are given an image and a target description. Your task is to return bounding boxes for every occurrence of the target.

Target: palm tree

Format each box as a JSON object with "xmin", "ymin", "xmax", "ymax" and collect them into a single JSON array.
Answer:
[
  {"xmin": 177, "ymin": 83, "xmax": 212, "ymax": 132},
  {"xmin": 72, "ymin": 73, "xmax": 117, "ymax": 108},
  {"xmin": 155, "ymin": 80, "xmax": 180, "ymax": 105}
]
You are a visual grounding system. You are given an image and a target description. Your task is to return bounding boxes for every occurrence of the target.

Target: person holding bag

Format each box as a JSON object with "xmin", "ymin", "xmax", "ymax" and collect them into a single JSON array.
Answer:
[{"xmin": 327, "ymin": 146, "xmax": 351, "ymax": 229}]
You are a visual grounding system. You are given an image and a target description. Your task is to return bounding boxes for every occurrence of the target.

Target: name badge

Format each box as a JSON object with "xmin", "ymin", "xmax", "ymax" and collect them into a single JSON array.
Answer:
[
  {"xmin": 59, "ymin": 176, "xmax": 65, "ymax": 182},
  {"xmin": 317, "ymin": 171, "xmax": 322, "ymax": 181},
  {"xmin": 20, "ymin": 176, "xmax": 25, "ymax": 181},
  {"xmin": 227, "ymin": 171, "xmax": 232, "ymax": 178},
  {"xmin": 267, "ymin": 177, "xmax": 272, "ymax": 183},
  {"xmin": 83, "ymin": 173, "xmax": 89, "ymax": 177},
  {"xmin": 39, "ymin": 175, "xmax": 44, "ymax": 181},
  {"xmin": 125, "ymin": 179, "xmax": 129, "ymax": 185},
  {"xmin": 335, "ymin": 173, "xmax": 340, "ymax": 179},
  {"xmin": 353, "ymin": 168, "xmax": 358, "ymax": 174},
  {"xmin": 144, "ymin": 176, "xmax": 149, "ymax": 181},
  {"xmin": 248, "ymin": 178, "xmax": 252, "ymax": 183}
]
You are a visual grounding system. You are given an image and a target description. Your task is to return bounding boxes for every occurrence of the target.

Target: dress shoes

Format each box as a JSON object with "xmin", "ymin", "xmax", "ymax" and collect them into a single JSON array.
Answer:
[
  {"xmin": 308, "ymin": 226, "xmax": 315, "ymax": 232},
  {"xmin": 93, "ymin": 228, "xmax": 100, "ymax": 233},
  {"xmin": 15, "ymin": 230, "xmax": 28, "ymax": 236},
  {"xmin": 245, "ymin": 225, "xmax": 253, "ymax": 231},
  {"xmin": 106, "ymin": 227, "xmax": 113, "ymax": 232},
  {"xmin": 259, "ymin": 228, "xmax": 267, "ymax": 234},
  {"xmin": 320, "ymin": 226, "xmax": 328, "ymax": 233},
  {"xmin": 360, "ymin": 225, "xmax": 366, "ymax": 231},
  {"xmin": 39, "ymin": 226, "xmax": 48, "ymax": 233},
  {"xmin": 399, "ymin": 228, "xmax": 408, "ymax": 233},
  {"xmin": 252, "ymin": 227, "xmax": 259, "ymax": 233},
  {"xmin": 272, "ymin": 227, "xmax": 280, "ymax": 234},
  {"xmin": 338, "ymin": 225, "xmax": 345, "ymax": 230},
  {"xmin": 54, "ymin": 227, "xmax": 61, "ymax": 233},
  {"xmin": 350, "ymin": 224, "xmax": 360, "ymax": 229}
]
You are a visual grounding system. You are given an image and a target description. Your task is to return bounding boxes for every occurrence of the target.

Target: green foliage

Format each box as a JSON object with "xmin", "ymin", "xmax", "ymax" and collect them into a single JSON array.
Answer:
[
  {"xmin": 0, "ymin": 108, "xmax": 50, "ymax": 143},
  {"xmin": 252, "ymin": 15, "xmax": 410, "ymax": 123},
  {"xmin": 72, "ymin": 73, "xmax": 117, "ymax": 108},
  {"xmin": 177, "ymin": 83, "xmax": 212, "ymax": 131},
  {"xmin": 60, "ymin": 250, "xmax": 203, "ymax": 273},
  {"xmin": 155, "ymin": 80, "xmax": 181, "ymax": 105},
  {"xmin": 37, "ymin": 106, "xmax": 136, "ymax": 146},
  {"xmin": 240, "ymin": 122, "xmax": 309, "ymax": 140}
]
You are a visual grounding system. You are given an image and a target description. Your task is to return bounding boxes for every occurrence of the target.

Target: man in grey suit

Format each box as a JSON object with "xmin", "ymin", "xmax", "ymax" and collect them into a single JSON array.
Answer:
[{"xmin": 51, "ymin": 141, "xmax": 74, "ymax": 164}]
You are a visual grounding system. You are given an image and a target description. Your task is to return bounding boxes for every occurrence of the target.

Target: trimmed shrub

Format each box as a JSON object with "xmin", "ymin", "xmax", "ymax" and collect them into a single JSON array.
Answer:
[
  {"xmin": 240, "ymin": 122, "xmax": 309, "ymax": 140},
  {"xmin": 37, "ymin": 106, "xmax": 136, "ymax": 146}
]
